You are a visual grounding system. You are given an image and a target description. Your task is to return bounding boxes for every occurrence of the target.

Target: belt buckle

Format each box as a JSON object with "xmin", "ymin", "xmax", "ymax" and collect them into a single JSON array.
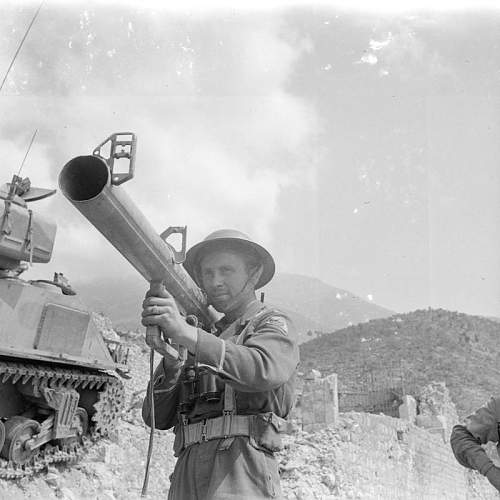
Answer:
[{"xmin": 200, "ymin": 419, "xmax": 208, "ymax": 442}]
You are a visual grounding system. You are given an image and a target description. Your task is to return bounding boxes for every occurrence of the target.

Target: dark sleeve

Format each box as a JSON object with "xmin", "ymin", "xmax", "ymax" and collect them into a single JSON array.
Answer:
[
  {"xmin": 142, "ymin": 357, "xmax": 182, "ymax": 430},
  {"xmin": 450, "ymin": 424, "xmax": 495, "ymax": 475},
  {"xmin": 194, "ymin": 312, "xmax": 299, "ymax": 393},
  {"xmin": 450, "ymin": 397, "xmax": 500, "ymax": 476}
]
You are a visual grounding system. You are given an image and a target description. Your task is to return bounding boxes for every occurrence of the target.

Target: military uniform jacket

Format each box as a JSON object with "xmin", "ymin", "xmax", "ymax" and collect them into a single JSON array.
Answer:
[
  {"xmin": 142, "ymin": 300, "xmax": 299, "ymax": 430},
  {"xmin": 450, "ymin": 396, "xmax": 500, "ymax": 475}
]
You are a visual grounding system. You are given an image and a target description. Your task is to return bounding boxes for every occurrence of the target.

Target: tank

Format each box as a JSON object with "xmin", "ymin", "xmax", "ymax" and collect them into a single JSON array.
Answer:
[{"xmin": 0, "ymin": 174, "xmax": 129, "ymax": 479}]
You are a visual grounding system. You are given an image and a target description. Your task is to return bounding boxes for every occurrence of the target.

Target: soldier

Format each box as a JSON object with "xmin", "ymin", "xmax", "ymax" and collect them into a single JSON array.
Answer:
[
  {"xmin": 141, "ymin": 229, "xmax": 299, "ymax": 500},
  {"xmin": 450, "ymin": 397, "xmax": 500, "ymax": 493}
]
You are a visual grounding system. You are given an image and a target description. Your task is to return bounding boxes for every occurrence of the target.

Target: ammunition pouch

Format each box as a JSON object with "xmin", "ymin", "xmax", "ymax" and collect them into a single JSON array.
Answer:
[
  {"xmin": 173, "ymin": 412, "xmax": 286, "ymax": 456},
  {"xmin": 249, "ymin": 412, "xmax": 286, "ymax": 453}
]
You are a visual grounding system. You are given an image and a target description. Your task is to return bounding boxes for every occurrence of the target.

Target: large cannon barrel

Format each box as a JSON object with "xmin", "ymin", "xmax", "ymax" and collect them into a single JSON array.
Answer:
[{"xmin": 58, "ymin": 155, "xmax": 212, "ymax": 327}]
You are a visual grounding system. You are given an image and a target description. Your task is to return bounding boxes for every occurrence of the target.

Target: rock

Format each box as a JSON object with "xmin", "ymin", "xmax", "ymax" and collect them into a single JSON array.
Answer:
[
  {"xmin": 97, "ymin": 490, "xmax": 116, "ymax": 500},
  {"xmin": 295, "ymin": 485, "xmax": 316, "ymax": 500},
  {"xmin": 107, "ymin": 430, "xmax": 120, "ymax": 444},
  {"xmin": 399, "ymin": 394, "xmax": 417, "ymax": 422},
  {"xmin": 92, "ymin": 444, "xmax": 115, "ymax": 463},
  {"xmin": 322, "ymin": 472, "xmax": 337, "ymax": 489},
  {"xmin": 280, "ymin": 463, "xmax": 299, "ymax": 473},
  {"xmin": 45, "ymin": 471, "xmax": 60, "ymax": 488},
  {"xmin": 128, "ymin": 389, "xmax": 147, "ymax": 411},
  {"xmin": 304, "ymin": 369, "xmax": 321, "ymax": 381},
  {"xmin": 59, "ymin": 487, "xmax": 77, "ymax": 500}
]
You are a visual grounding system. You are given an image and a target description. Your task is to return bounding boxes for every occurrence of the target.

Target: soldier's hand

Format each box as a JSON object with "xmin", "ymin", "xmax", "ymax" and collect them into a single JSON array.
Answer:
[
  {"xmin": 486, "ymin": 466, "xmax": 500, "ymax": 492},
  {"xmin": 142, "ymin": 286, "xmax": 197, "ymax": 353}
]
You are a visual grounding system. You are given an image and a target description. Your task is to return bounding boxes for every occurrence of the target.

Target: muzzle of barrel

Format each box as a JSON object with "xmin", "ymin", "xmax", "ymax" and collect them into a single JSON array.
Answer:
[{"xmin": 59, "ymin": 155, "xmax": 109, "ymax": 202}]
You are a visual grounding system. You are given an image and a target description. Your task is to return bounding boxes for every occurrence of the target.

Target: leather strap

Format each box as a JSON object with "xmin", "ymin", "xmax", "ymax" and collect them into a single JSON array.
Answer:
[{"xmin": 220, "ymin": 314, "xmax": 254, "ymax": 438}]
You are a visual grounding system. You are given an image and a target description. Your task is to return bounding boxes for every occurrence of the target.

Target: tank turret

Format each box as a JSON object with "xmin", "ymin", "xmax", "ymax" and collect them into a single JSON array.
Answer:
[
  {"xmin": 0, "ymin": 174, "xmax": 128, "ymax": 478},
  {"xmin": 0, "ymin": 174, "xmax": 56, "ymax": 272}
]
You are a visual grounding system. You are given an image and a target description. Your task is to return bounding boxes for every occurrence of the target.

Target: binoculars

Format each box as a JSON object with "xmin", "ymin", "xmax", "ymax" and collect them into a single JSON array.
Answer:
[{"xmin": 179, "ymin": 364, "xmax": 222, "ymax": 413}]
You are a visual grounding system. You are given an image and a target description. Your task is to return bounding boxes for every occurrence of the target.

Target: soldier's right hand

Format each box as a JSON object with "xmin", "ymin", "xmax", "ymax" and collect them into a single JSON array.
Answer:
[
  {"xmin": 142, "ymin": 287, "xmax": 198, "ymax": 354},
  {"xmin": 486, "ymin": 466, "xmax": 500, "ymax": 492}
]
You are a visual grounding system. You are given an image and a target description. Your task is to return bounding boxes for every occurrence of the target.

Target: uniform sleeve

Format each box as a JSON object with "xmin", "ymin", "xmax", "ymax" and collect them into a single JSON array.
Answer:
[
  {"xmin": 450, "ymin": 424, "xmax": 495, "ymax": 475},
  {"xmin": 194, "ymin": 312, "xmax": 299, "ymax": 393},
  {"xmin": 450, "ymin": 397, "xmax": 500, "ymax": 476},
  {"xmin": 142, "ymin": 357, "xmax": 183, "ymax": 430}
]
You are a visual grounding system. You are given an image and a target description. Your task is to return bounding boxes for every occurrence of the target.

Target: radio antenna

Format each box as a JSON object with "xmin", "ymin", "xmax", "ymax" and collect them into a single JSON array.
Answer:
[
  {"xmin": 0, "ymin": 2, "xmax": 43, "ymax": 93},
  {"xmin": 18, "ymin": 129, "xmax": 38, "ymax": 176}
]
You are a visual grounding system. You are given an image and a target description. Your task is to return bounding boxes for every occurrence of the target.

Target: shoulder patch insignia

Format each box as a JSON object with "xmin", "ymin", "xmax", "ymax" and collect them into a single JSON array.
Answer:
[{"xmin": 264, "ymin": 316, "xmax": 289, "ymax": 334}]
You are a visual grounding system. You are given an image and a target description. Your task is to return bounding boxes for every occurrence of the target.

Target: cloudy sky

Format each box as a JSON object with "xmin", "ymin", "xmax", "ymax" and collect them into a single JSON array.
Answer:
[{"xmin": 1, "ymin": 0, "xmax": 500, "ymax": 316}]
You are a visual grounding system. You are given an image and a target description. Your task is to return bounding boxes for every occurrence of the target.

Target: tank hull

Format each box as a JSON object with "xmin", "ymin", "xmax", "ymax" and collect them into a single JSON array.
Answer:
[
  {"xmin": 0, "ymin": 277, "xmax": 126, "ymax": 371},
  {"xmin": 0, "ymin": 276, "xmax": 127, "ymax": 475}
]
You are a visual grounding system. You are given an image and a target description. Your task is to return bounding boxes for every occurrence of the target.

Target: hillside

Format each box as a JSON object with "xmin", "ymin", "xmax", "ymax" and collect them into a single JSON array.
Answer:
[
  {"xmin": 263, "ymin": 273, "xmax": 394, "ymax": 333},
  {"xmin": 299, "ymin": 308, "xmax": 500, "ymax": 417},
  {"xmin": 74, "ymin": 272, "xmax": 393, "ymax": 343}
]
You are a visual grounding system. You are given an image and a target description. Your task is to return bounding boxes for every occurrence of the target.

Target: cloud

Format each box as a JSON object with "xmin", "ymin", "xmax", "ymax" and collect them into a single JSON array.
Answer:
[{"xmin": 0, "ymin": 6, "xmax": 318, "ymax": 281}]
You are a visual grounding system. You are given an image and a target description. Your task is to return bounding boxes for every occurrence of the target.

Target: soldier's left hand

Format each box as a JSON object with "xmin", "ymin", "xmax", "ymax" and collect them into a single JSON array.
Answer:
[{"xmin": 142, "ymin": 287, "xmax": 197, "ymax": 350}]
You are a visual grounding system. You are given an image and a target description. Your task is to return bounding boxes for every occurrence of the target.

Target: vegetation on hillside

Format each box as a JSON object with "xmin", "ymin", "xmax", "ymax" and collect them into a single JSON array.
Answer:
[{"xmin": 300, "ymin": 308, "xmax": 500, "ymax": 417}]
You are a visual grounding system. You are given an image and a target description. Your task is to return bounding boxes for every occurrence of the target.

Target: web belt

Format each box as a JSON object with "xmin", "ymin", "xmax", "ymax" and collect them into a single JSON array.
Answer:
[{"xmin": 182, "ymin": 414, "xmax": 252, "ymax": 447}]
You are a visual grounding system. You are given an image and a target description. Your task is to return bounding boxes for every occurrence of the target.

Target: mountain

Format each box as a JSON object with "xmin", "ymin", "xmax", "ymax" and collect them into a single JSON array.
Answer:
[
  {"xmin": 299, "ymin": 308, "xmax": 500, "ymax": 417},
  {"xmin": 263, "ymin": 273, "xmax": 394, "ymax": 336},
  {"xmin": 73, "ymin": 272, "xmax": 393, "ymax": 343}
]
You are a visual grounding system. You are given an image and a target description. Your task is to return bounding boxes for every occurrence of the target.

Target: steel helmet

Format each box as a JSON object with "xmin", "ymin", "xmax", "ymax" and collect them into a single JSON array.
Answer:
[{"xmin": 184, "ymin": 229, "xmax": 275, "ymax": 290}]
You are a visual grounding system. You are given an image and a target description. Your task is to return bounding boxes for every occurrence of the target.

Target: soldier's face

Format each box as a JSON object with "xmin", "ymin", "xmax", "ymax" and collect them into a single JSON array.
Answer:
[{"xmin": 199, "ymin": 251, "xmax": 251, "ymax": 312}]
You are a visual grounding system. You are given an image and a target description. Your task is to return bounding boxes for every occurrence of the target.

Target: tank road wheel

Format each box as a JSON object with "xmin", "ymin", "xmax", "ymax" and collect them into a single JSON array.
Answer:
[
  {"xmin": 92, "ymin": 381, "xmax": 125, "ymax": 436},
  {"xmin": 72, "ymin": 407, "xmax": 89, "ymax": 442},
  {"xmin": 0, "ymin": 421, "xmax": 5, "ymax": 451},
  {"xmin": 60, "ymin": 408, "xmax": 88, "ymax": 448},
  {"xmin": 1, "ymin": 417, "xmax": 40, "ymax": 465}
]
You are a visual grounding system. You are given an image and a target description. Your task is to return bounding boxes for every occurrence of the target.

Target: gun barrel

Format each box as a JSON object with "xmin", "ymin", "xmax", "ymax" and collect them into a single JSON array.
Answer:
[{"xmin": 58, "ymin": 155, "xmax": 211, "ymax": 327}]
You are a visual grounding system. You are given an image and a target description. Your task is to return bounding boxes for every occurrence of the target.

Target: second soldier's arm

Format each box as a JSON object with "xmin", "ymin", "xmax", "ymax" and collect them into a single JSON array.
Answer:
[{"xmin": 450, "ymin": 397, "xmax": 500, "ymax": 491}]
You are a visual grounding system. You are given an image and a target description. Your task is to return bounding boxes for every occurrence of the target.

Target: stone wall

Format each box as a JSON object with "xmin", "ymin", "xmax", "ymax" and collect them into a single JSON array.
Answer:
[
  {"xmin": 280, "ymin": 412, "xmax": 497, "ymax": 499},
  {"xmin": 298, "ymin": 370, "xmax": 339, "ymax": 432},
  {"xmin": 285, "ymin": 372, "xmax": 498, "ymax": 498}
]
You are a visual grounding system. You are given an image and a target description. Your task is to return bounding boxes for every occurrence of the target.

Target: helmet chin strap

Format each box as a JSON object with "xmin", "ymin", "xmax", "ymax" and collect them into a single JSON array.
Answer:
[{"xmin": 209, "ymin": 265, "xmax": 264, "ymax": 315}]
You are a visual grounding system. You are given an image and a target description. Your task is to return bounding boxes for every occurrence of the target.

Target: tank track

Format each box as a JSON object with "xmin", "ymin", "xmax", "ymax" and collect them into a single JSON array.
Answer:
[
  {"xmin": 0, "ymin": 360, "xmax": 125, "ymax": 479},
  {"xmin": 0, "ymin": 360, "xmax": 116, "ymax": 390},
  {"xmin": 0, "ymin": 439, "xmax": 85, "ymax": 480}
]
